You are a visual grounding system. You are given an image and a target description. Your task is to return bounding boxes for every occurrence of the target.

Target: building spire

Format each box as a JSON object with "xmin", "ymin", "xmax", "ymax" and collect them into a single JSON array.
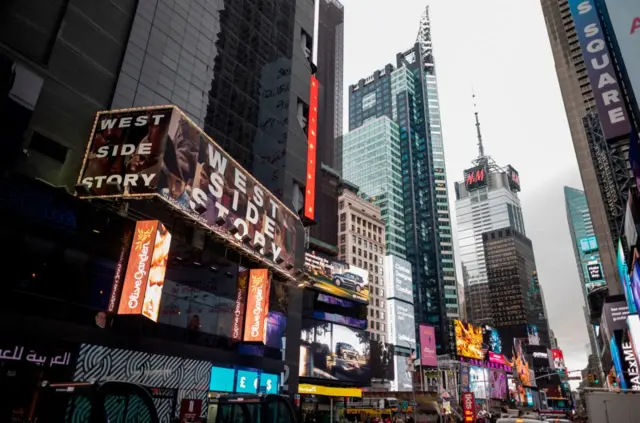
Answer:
[{"xmin": 473, "ymin": 91, "xmax": 485, "ymax": 159}]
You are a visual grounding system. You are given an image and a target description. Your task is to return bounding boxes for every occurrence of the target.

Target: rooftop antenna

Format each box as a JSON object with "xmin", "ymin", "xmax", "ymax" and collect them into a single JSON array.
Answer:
[{"xmin": 473, "ymin": 90, "xmax": 485, "ymax": 160}]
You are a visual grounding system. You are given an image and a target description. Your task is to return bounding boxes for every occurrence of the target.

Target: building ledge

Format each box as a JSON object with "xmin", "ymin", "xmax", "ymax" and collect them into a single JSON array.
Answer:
[{"xmin": 309, "ymin": 236, "xmax": 339, "ymax": 256}]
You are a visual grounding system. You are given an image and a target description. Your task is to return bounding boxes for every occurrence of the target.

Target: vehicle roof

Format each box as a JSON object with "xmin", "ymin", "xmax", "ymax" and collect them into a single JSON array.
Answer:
[{"xmin": 496, "ymin": 419, "xmax": 542, "ymax": 423}]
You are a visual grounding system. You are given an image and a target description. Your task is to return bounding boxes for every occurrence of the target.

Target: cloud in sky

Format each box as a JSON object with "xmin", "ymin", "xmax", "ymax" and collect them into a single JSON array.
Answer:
[{"xmin": 340, "ymin": 0, "xmax": 589, "ymax": 372}]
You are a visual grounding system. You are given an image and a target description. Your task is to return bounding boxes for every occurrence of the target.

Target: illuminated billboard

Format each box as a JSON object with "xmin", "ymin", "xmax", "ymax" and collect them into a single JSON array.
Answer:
[
  {"xmin": 602, "ymin": 0, "xmax": 640, "ymax": 106},
  {"xmin": 387, "ymin": 299, "xmax": 416, "ymax": 348},
  {"xmin": 454, "ymin": 320, "xmax": 484, "ymax": 360},
  {"xmin": 506, "ymin": 165, "xmax": 520, "ymax": 192},
  {"xmin": 77, "ymin": 106, "xmax": 300, "ymax": 276},
  {"xmin": 383, "ymin": 255, "xmax": 413, "ymax": 304},
  {"xmin": 304, "ymin": 76, "xmax": 319, "ymax": 221},
  {"xmin": 117, "ymin": 220, "xmax": 172, "ymax": 322},
  {"xmin": 243, "ymin": 269, "xmax": 272, "ymax": 344},
  {"xmin": 463, "ymin": 165, "xmax": 487, "ymax": 192},
  {"xmin": 231, "ymin": 269, "xmax": 250, "ymax": 342},
  {"xmin": 617, "ymin": 239, "xmax": 637, "ymax": 313},
  {"xmin": 567, "ymin": 0, "xmax": 630, "ymax": 141},
  {"xmin": 580, "ymin": 236, "xmax": 598, "ymax": 253},
  {"xmin": 304, "ymin": 251, "xmax": 369, "ymax": 303}
]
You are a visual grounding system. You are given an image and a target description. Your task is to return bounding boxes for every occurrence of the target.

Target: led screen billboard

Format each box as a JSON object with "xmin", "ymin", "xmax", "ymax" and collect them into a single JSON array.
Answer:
[
  {"xmin": 603, "ymin": 0, "xmax": 640, "ymax": 106},
  {"xmin": 551, "ymin": 349, "xmax": 566, "ymax": 371},
  {"xmin": 208, "ymin": 367, "xmax": 280, "ymax": 394},
  {"xmin": 391, "ymin": 355, "xmax": 413, "ymax": 392},
  {"xmin": 483, "ymin": 326, "xmax": 502, "ymax": 355},
  {"xmin": 299, "ymin": 319, "xmax": 370, "ymax": 384},
  {"xmin": 384, "ymin": 255, "xmax": 413, "ymax": 304},
  {"xmin": 567, "ymin": 0, "xmax": 630, "ymax": 141},
  {"xmin": 587, "ymin": 261, "xmax": 603, "ymax": 282},
  {"xmin": 602, "ymin": 300, "xmax": 630, "ymax": 342},
  {"xmin": 469, "ymin": 366, "xmax": 489, "ymax": 399},
  {"xmin": 454, "ymin": 320, "xmax": 484, "ymax": 360},
  {"xmin": 632, "ymin": 260, "xmax": 640, "ymax": 313},
  {"xmin": 463, "ymin": 165, "xmax": 487, "ymax": 192},
  {"xmin": 304, "ymin": 75, "xmax": 318, "ymax": 221},
  {"xmin": 117, "ymin": 220, "xmax": 171, "ymax": 322},
  {"xmin": 387, "ymin": 299, "xmax": 416, "ymax": 349},
  {"xmin": 527, "ymin": 325, "xmax": 540, "ymax": 346},
  {"xmin": 304, "ymin": 251, "xmax": 369, "ymax": 303},
  {"xmin": 419, "ymin": 325, "xmax": 437, "ymax": 367},
  {"xmin": 489, "ymin": 369, "xmax": 507, "ymax": 400},
  {"xmin": 507, "ymin": 165, "xmax": 520, "ymax": 192},
  {"xmin": 243, "ymin": 269, "xmax": 272, "ymax": 344},
  {"xmin": 617, "ymin": 239, "xmax": 637, "ymax": 313},
  {"xmin": 77, "ymin": 106, "xmax": 300, "ymax": 275}
]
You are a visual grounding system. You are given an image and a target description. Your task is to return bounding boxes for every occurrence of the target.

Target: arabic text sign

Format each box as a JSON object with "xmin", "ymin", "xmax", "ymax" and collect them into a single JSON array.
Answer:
[{"xmin": 0, "ymin": 345, "xmax": 73, "ymax": 367}]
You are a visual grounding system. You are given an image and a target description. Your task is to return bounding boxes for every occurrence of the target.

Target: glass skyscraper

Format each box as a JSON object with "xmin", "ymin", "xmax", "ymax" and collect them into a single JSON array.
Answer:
[
  {"xmin": 455, "ymin": 165, "xmax": 526, "ymax": 326},
  {"xmin": 343, "ymin": 116, "xmax": 406, "ymax": 258},
  {"xmin": 564, "ymin": 186, "xmax": 606, "ymax": 361},
  {"xmin": 343, "ymin": 7, "xmax": 459, "ymax": 353}
]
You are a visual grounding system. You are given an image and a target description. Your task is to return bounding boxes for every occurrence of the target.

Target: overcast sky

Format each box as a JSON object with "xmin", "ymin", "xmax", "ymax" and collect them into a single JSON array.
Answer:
[{"xmin": 340, "ymin": 0, "xmax": 590, "ymax": 375}]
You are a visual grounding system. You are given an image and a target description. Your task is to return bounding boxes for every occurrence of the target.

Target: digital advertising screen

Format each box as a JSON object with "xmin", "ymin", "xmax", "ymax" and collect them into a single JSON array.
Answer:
[
  {"xmin": 587, "ymin": 261, "xmax": 603, "ymax": 282},
  {"xmin": 419, "ymin": 325, "xmax": 438, "ymax": 367},
  {"xmin": 507, "ymin": 165, "xmax": 521, "ymax": 192},
  {"xmin": 383, "ymin": 255, "xmax": 414, "ymax": 304},
  {"xmin": 391, "ymin": 355, "xmax": 413, "ymax": 392},
  {"xmin": 299, "ymin": 319, "xmax": 370, "ymax": 384},
  {"xmin": 369, "ymin": 341, "xmax": 395, "ymax": 381},
  {"xmin": 632, "ymin": 260, "xmax": 640, "ymax": 314},
  {"xmin": 388, "ymin": 299, "xmax": 416, "ymax": 349},
  {"xmin": 454, "ymin": 320, "xmax": 484, "ymax": 360},
  {"xmin": 489, "ymin": 369, "xmax": 507, "ymax": 400},
  {"xmin": 208, "ymin": 367, "xmax": 279, "ymax": 394},
  {"xmin": 527, "ymin": 324, "xmax": 540, "ymax": 346},
  {"xmin": 617, "ymin": 239, "xmax": 638, "ymax": 313},
  {"xmin": 469, "ymin": 366, "xmax": 489, "ymax": 399},
  {"xmin": 305, "ymin": 251, "xmax": 369, "ymax": 303},
  {"xmin": 483, "ymin": 325, "xmax": 502, "ymax": 354},
  {"xmin": 463, "ymin": 165, "xmax": 487, "ymax": 192}
]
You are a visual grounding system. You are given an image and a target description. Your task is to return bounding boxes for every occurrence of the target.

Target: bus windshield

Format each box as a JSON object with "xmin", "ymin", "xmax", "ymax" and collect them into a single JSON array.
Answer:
[
  {"xmin": 33, "ymin": 381, "xmax": 159, "ymax": 423},
  {"xmin": 207, "ymin": 394, "xmax": 297, "ymax": 423}
]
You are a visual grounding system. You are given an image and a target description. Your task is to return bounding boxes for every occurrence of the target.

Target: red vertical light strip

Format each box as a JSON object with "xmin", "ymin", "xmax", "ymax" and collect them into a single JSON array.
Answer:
[{"xmin": 304, "ymin": 75, "xmax": 319, "ymax": 221}]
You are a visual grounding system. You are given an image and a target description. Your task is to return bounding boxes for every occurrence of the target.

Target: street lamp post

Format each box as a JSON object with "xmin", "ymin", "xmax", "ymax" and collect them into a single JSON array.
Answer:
[{"xmin": 406, "ymin": 341, "xmax": 417, "ymax": 422}]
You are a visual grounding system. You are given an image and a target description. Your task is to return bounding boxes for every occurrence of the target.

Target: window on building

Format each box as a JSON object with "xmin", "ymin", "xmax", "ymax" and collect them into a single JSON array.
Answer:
[
  {"xmin": 358, "ymin": 259, "xmax": 362, "ymax": 267},
  {"xmin": 340, "ymin": 235, "xmax": 345, "ymax": 243},
  {"xmin": 340, "ymin": 223, "xmax": 346, "ymax": 231},
  {"xmin": 358, "ymin": 248, "xmax": 362, "ymax": 256},
  {"xmin": 339, "ymin": 200, "xmax": 344, "ymax": 210},
  {"xmin": 352, "ymin": 257, "xmax": 356, "ymax": 265},
  {"xmin": 352, "ymin": 246, "xmax": 356, "ymax": 254}
]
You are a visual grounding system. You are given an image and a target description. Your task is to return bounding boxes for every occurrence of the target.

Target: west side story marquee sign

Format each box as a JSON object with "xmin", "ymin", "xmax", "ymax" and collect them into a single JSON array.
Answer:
[{"xmin": 76, "ymin": 106, "xmax": 301, "ymax": 278}]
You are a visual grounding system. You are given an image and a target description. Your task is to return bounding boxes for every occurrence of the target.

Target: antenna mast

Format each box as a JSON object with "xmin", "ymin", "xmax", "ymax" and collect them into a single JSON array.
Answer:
[{"xmin": 473, "ymin": 92, "xmax": 485, "ymax": 159}]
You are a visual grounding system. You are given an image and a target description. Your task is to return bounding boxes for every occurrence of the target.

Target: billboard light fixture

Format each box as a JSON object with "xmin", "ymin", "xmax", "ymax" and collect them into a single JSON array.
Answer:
[
  {"xmin": 283, "ymin": 260, "xmax": 291, "ymax": 268},
  {"xmin": 106, "ymin": 181, "xmax": 123, "ymax": 195},
  {"xmin": 241, "ymin": 233, "xmax": 252, "ymax": 244},
  {"xmin": 74, "ymin": 183, "xmax": 91, "ymax": 196},
  {"xmin": 264, "ymin": 251, "xmax": 274, "ymax": 260},
  {"xmin": 194, "ymin": 202, "xmax": 207, "ymax": 214},
  {"xmin": 215, "ymin": 216, "xmax": 226, "ymax": 226}
]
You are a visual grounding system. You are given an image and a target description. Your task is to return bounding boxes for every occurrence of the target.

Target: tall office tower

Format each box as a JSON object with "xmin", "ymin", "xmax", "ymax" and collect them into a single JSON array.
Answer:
[
  {"xmin": 308, "ymin": 0, "xmax": 344, "ymax": 253},
  {"xmin": 342, "ymin": 114, "xmax": 406, "ymax": 258},
  {"xmin": 540, "ymin": 0, "xmax": 637, "ymax": 296},
  {"xmin": 337, "ymin": 182, "xmax": 387, "ymax": 342},
  {"xmin": 454, "ymin": 111, "xmax": 525, "ymax": 326},
  {"xmin": 344, "ymin": 7, "xmax": 459, "ymax": 353},
  {"xmin": 564, "ymin": 186, "xmax": 606, "ymax": 361},
  {"xmin": 483, "ymin": 227, "xmax": 551, "ymax": 355}
]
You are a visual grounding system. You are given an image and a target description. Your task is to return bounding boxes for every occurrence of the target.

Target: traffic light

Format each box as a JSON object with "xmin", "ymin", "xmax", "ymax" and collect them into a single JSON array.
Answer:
[{"xmin": 587, "ymin": 374, "xmax": 594, "ymax": 384}]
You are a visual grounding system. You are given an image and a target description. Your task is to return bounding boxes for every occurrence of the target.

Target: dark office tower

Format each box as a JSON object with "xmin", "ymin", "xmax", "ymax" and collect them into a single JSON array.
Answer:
[
  {"xmin": 344, "ymin": 7, "xmax": 460, "ymax": 353},
  {"xmin": 308, "ymin": 0, "xmax": 344, "ymax": 252},
  {"xmin": 540, "ymin": 0, "xmax": 638, "ymax": 297},
  {"xmin": 483, "ymin": 228, "xmax": 551, "ymax": 355}
]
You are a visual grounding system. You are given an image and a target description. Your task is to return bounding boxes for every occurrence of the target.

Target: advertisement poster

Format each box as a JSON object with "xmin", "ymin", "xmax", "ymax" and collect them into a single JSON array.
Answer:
[
  {"xmin": 527, "ymin": 324, "xmax": 540, "ymax": 346},
  {"xmin": 391, "ymin": 354, "xmax": 413, "ymax": 392},
  {"xmin": 419, "ymin": 325, "xmax": 438, "ymax": 367},
  {"xmin": 383, "ymin": 255, "xmax": 413, "ymax": 304},
  {"xmin": 387, "ymin": 299, "xmax": 416, "ymax": 349},
  {"xmin": 454, "ymin": 320, "xmax": 484, "ymax": 360},
  {"xmin": 601, "ymin": 300, "xmax": 630, "ymax": 341},
  {"xmin": 243, "ymin": 269, "xmax": 272, "ymax": 344},
  {"xmin": 489, "ymin": 370, "xmax": 507, "ymax": 400},
  {"xmin": 469, "ymin": 366, "xmax": 489, "ymax": 399},
  {"xmin": 464, "ymin": 165, "xmax": 487, "ymax": 192},
  {"xmin": 461, "ymin": 392, "xmax": 476, "ymax": 423},
  {"xmin": 231, "ymin": 268, "xmax": 249, "ymax": 341},
  {"xmin": 299, "ymin": 319, "xmax": 370, "ymax": 384},
  {"xmin": 551, "ymin": 349, "xmax": 566, "ymax": 371},
  {"xmin": 77, "ymin": 107, "xmax": 299, "ymax": 275},
  {"xmin": 483, "ymin": 325, "xmax": 502, "ymax": 354},
  {"xmin": 304, "ymin": 251, "xmax": 369, "ymax": 303},
  {"xmin": 617, "ymin": 239, "xmax": 638, "ymax": 313},
  {"xmin": 117, "ymin": 220, "xmax": 172, "ymax": 322},
  {"xmin": 567, "ymin": 0, "xmax": 630, "ymax": 140},
  {"xmin": 179, "ymin": 399, "xmax": 202, "ymax": 422},
  {"xmin": 602, "ymin": 0, "xmax": 640, "ymax": 104}
]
